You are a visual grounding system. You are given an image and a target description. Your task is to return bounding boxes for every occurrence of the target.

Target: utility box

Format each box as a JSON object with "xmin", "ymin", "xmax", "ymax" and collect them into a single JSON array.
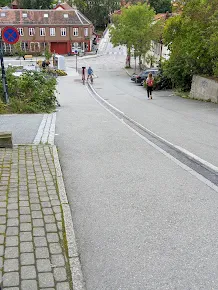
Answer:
[{"xmin": 53, "ymin": 54, "xmax": 66, "ymax": 71}]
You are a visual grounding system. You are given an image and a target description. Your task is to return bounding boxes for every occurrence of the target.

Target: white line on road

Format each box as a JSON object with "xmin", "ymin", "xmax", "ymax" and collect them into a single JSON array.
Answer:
[{"xmin": 87, "ymin": 84, "xmax": 218, "ymax": 193}]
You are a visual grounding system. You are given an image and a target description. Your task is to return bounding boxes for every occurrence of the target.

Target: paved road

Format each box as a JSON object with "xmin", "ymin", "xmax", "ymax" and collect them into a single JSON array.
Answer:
[
  {"xmin": 73, "ymin": 41, "xmax": 218, "ymax": 168},
  {"xmin": 55, "ymin": 58, "xmax": 218, "ymax": 289}
]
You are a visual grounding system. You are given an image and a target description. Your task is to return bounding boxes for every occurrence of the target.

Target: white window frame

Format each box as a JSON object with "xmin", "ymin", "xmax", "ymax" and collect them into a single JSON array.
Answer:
[
  {"xmin": 18, "ymin": 28, "xmax": 24, "ymax": 36},
  {"xmin": 44, "ymin": 13, "xmax": 48, "ymax": 18},
  {"xmin": 64, "ymin": 13, "xmax": 68, "ymax": 18},
  {"xmin": 29, "ymin": 28, "xmax": 35, "ymax": 36},
  {"xmin": 3, "ymin": 43, "xmax": 12, "ymax": 53},
  {"xmin": 84, "ymin": 28, "xmax": 88, "ymax": 37},
  {"xmin": 40, "ymin": 28, "xmax": 46, "ymax": 36},
  {"xmin": 50, "ymin": 27, "xmax": 55, "ymax": 36},
  {"xmin": 73, "ymin": 28, "xmax": 78, "ymax": 36},
  {"xmin": 61, "ymin": 28, "xmax": 66, "ymax": 37},
  {"xmin": 22, "ymin": 13, "xmax": 27, "ymax": 18}
]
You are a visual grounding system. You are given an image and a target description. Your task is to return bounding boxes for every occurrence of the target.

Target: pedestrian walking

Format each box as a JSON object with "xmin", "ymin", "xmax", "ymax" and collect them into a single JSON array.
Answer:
[{"xmin": 146, "ymin": 73, "xmax": 154, "ymax": 99}]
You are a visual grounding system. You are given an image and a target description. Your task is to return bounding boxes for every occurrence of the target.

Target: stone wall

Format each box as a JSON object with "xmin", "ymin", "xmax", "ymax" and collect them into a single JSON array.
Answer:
[{"xmin": 190, "ymin": 75, "xmax": 218, "ymax": 103}]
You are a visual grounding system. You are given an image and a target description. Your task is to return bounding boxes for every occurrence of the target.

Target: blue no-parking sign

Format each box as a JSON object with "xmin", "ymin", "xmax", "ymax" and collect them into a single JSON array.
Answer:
[{"xmin": 2, "ymin": 26, "xmax": 20, "ymax": 45}]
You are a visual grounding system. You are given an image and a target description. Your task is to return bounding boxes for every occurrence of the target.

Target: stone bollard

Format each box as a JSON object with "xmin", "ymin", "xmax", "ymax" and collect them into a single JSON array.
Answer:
[{"xmin": 0, "ymin": 132, "xmax": 13, "ymax": 148}]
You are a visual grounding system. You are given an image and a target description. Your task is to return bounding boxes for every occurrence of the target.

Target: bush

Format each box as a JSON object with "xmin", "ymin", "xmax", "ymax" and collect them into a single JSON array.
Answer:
[
  {"xmin": 47, "ymin": 69, "xmax": 67, "ymax": 76},
  {"xmin": 143, "ymin": 73, "xmax": 172, "ymax": 90},
  {"xmin": 0, "ymin": 68, "xmax": 57, "ymax": 114},
  {"xmin": 155, "ymin": 65, "xmax": 172, "ymax": 90}
]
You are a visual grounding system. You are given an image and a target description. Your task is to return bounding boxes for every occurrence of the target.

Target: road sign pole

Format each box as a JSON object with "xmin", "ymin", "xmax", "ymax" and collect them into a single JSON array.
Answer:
[
  {"xmin": 0, "ymin": 35, "xmax": 9, "ymax": 104},
  {"xmin": 1, "ymin": 26, "xmax": 20, "ymax": 104},
  {"xmin": 76, "ymin": 52, "xmax": 78, "ymax": 72}
]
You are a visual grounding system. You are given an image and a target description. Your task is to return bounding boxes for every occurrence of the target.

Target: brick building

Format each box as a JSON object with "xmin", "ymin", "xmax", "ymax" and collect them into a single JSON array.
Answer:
[{"xmin": 0, "ymin": 5, "xmax": 93, "ymax": 55}]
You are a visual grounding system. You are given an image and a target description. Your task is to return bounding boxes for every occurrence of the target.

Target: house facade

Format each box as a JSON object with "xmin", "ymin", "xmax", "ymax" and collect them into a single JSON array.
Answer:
[{"xmin": 0, "ymin": 6, "xmax": 93, "ymax": 55}]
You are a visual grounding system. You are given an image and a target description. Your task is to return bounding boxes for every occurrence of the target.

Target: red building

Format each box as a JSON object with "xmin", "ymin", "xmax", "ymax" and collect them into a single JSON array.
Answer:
[{"xmin": 0, "ymin": 3, "xmax": 93, "ymax": 55}]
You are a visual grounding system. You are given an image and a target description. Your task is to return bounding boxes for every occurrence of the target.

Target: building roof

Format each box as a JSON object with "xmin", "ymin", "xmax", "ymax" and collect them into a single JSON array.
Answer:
[
  {"xmin": 11, "ymin": 0, "xmax": 19, "ymax": 5},
  {"xmin": 154, "ymin": 12, "xmax": 179, "ymax": 21},
  {"xmin": 154, "ymin": 13, "xmax": 167, "ymax": 20},
  {"xmin": 0, "ymin": 8, "xmax": 92, "ymax": 26},
  {"xmin": 54, "ymin": 2, "xmax": 75, "ymax": 10},
  {"xmin": 0, "ymin": 6, "xmax": 10, "ymax": 9}
]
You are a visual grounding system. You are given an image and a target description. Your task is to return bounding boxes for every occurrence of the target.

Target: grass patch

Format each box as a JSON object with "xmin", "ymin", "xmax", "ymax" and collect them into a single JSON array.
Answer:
[{"xmin": 175, "ymin": 90, "xmax": 212, "ymax": 102}]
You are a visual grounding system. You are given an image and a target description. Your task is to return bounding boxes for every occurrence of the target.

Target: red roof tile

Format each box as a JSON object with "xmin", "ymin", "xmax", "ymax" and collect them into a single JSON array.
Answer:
[{"xmin": 54, "ymin": 2, "xmax": 74, "ymax": 10}]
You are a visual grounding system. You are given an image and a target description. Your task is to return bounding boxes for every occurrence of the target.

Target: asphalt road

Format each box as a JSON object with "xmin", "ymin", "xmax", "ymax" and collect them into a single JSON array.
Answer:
[
  {"xmin": 75, "ymin": 58, "xmax": 218, "ymax": 169},
  {"xmin": 55, "ymin": 48, "xmax": 218, "ymax": 289}
]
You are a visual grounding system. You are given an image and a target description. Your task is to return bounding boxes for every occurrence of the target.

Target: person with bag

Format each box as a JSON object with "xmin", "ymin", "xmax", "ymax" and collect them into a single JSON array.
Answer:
[{"xmin": 146, "ymin": 73, "xmax": 154, "ymax": 99}]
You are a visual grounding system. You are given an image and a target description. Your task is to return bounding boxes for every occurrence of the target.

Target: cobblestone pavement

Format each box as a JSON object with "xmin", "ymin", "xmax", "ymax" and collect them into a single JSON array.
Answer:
[
  {"xmin": 0, "ymin": 145, "xmax": 73, "ymax": 290},
  {"xmin": 34, "ymin": 113, "xmax": 56, "ymax": 145}
]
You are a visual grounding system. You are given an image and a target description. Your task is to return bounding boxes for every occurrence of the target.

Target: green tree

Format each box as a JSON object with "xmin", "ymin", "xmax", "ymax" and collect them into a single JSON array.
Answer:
[
  {"xmin": 149, "ymin": 0, "xmax": 172, "ymax": 13},
  {"xmin": 13, "ymin": 42, "xmax": 25, "ymax": 58},
  {"xmin": 125, "ymin": 0, "xmax": 172, "ymax": 13},
  {"xmin": 0, "ymin": 0, "xmax": 11, "ymax": 6},
  {"xmin": 74, "ymin": 0, "xmax": 120, "ymax": 28},
  {"xmin": 20, "ymin": 0, "xmax": 52, "ymax": 8},
  {"xmin": 110, "ymin": 3, "xmax": 155, "ymax": 68},
  {"xmin": 163, "ymin": 0, "xmax": 218, "ymax": 90}
]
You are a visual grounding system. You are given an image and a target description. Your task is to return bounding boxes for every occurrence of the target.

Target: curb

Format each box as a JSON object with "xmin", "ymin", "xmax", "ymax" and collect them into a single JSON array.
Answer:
[
  {"xmin": 124, "ymin": 68, "xmax": 132, "ymax": 77},
  {"xmin": 79, "ymin": 54, "xmax": 103, "ymax": 59},
  {"xmin": 53, "ymin": 146, "xmax": 85, "ymax": 290}
]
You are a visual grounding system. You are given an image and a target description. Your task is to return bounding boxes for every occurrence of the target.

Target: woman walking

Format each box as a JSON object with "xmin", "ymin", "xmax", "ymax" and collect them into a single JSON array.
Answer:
[{"xmin": 146, "ymin": 73, "xmax": 154, "ymax": 99}]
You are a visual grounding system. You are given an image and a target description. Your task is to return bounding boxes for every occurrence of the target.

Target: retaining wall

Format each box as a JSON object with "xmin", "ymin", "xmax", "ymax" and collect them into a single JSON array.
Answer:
[{"xmin": 190, "ymin": 75, "xmax": 218, "ymax": 103}]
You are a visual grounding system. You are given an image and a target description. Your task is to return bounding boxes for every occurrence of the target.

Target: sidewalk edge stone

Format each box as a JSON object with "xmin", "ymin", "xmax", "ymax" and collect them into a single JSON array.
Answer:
[
  {"xmin": 124, "ymin": 68, "xmax": 132, "ymax": 77},
  {"xmin": 52, "ymin": 146, "xmax": 86, "ymax": 290}
]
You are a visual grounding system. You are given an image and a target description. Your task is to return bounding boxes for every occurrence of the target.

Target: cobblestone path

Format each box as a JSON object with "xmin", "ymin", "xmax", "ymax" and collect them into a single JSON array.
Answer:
[{"xmin": 0, "ymin": 145, "xmax": 72, "ymax": 290}]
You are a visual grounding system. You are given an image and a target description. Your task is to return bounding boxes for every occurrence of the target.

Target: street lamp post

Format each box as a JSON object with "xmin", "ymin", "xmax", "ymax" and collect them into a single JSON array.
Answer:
[{"xmin": 0, "ymin": 35, "xmax": 9, "ymax": 104}]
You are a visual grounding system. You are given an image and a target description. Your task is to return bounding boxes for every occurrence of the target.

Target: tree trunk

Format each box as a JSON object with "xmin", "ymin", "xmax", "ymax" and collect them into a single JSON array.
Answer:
[
  {"xmin": 128, "ymin": 47, "xmax": 131, "ymax": 68},
  {"xmin": 126, "ymin": 47, "xmax": 131, "ymax": 68},
  {"xmin": 139, "ymin": 55, "xmax": 142, "ymax": 70}
]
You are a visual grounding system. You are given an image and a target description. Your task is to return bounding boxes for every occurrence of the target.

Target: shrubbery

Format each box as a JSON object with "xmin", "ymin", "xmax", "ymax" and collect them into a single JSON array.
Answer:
[
  {"xmin": 143, "ymin": 65, "xmax": 172, "ymax": 90},
  {"xmin": 0, "ymin": 68, "xmax": 57, "ymax": 114},
  {"xmin": 163, "ymin": 0, "xmax": 218, "ymax": 91},
  {"xmin": 155, "ymin": 65, "xmax": 172, "ymax": 90}
]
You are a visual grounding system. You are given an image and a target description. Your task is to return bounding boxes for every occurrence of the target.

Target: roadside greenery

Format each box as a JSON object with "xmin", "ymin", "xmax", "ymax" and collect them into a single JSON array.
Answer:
[
  {"xmin": 163, "ymin": 0, "xmax": 218, "ymax": 91},
  {"xmin": 13, "ymin": 42, "xmax": 25, "ymax": 59},
  {"xmin": 0, "ymin": 68, "xmax": 57, "ymax": 114},
  {"xmin": 110, "ymin": 3, "xmax": 160, "ymax": 69},
  {"xmin": 0, "ymin": 0, "xmax": 57, "ymax": 8}
]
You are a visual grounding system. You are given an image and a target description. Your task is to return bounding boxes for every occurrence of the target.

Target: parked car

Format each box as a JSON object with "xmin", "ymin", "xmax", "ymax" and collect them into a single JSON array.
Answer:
[
  {"xmin": 131, "ymin": 72, "xmax": 138, "ymax": 81},
  {"xmin": 135, "ymin": 68, "xmax": 159, "ymax": 85}
]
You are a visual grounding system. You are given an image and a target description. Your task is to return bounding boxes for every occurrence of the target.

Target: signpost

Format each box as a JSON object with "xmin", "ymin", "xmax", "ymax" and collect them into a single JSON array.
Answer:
[
  {"xmin": 0, "ymin": 26, "xmax": 20, "ymax": 103},
  {"xmin": 75, "ymin": 50, "xmax": 78, "ymax": 72}
]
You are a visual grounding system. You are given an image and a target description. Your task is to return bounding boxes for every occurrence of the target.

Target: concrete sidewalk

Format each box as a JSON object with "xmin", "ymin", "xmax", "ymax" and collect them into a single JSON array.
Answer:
[{"xmin": 0, "ymin": 145, "xmax": 76, "ymax": 290}]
